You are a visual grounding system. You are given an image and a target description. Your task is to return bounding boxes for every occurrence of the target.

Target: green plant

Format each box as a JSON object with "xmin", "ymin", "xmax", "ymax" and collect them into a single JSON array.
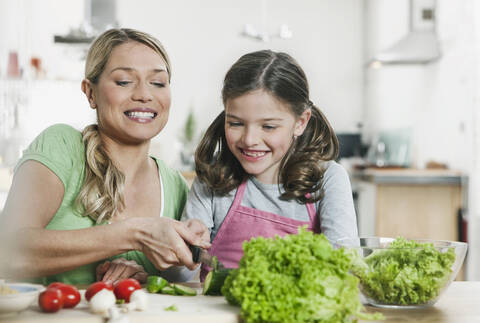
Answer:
[{"xmin": 182, "ymin": 109, "xmax": 196, "ymax": 144}]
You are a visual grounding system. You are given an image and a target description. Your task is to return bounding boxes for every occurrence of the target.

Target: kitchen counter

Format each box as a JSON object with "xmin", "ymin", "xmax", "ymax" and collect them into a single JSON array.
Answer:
[
  {"xmin": 352, "ymin": 168, "xmax": 466, "ymax": 185},
  {"xmin": 2, "ymin": 282, "xmax": 480, "ymax": 323}
]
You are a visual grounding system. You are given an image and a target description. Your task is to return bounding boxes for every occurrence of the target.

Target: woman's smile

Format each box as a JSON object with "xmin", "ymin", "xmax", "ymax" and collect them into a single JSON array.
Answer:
[{"xmin": 124, "ymin": 108, "xmax": 158, "ymax": 123}]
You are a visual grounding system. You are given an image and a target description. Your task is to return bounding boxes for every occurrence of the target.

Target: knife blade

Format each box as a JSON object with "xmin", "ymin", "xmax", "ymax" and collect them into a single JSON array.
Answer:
[{"xmin": 189, "ymin": 245, "xmax": 226, "ymax": 270}]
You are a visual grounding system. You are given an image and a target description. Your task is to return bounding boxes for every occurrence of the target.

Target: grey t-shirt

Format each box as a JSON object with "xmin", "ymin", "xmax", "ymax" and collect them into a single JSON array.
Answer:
[{"xmin": 181, "ymin": 160, "xmax": 358, "ymax": 244}]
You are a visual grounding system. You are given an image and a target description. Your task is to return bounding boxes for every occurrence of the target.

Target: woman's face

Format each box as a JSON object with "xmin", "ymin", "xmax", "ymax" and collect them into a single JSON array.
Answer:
[{"xmin": 92, "ymin": 41, "xmax": 171, "ymax": 145}]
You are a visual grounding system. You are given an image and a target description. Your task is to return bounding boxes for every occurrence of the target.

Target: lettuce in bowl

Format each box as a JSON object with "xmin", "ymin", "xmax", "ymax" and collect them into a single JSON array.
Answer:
[{"xmin": 337, "ymin": 237, "xmax": 467, "ymax": 308}]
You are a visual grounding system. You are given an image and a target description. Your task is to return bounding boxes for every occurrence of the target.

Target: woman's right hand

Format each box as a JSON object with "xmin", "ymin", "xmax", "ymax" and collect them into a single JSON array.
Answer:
[
  {"xmin": 96, "ymin": 258, "xmax": 148, "ymax": 284},
  {"xmin": 131, "ymin": 217, "xmax": 210, "ymax": 271}
]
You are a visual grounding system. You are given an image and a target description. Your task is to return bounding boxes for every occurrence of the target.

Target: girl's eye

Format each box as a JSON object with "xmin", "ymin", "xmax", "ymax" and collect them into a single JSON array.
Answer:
[
  {"xmin": 263, "ymin": 125, "xmax": 277, "ymax": 130},
  {"xmin": 115, "ymin": 81, "xmax": 131, "ymax": 86},
  {"xmin": 227, "ymin": 121, "xmax": 243, "ymax": 127}
]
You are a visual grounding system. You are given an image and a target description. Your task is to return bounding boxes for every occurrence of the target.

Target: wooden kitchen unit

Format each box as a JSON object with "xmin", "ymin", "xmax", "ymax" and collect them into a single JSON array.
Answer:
[{"xmin": 353, "ymin": 168, "xmax": 467, "ymax": 241}]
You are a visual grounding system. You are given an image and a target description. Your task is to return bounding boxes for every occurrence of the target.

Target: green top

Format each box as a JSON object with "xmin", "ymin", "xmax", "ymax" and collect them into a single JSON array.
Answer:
[{"xmin": 15, "ymin": 124, "xmax": 189, "ymax": 285}]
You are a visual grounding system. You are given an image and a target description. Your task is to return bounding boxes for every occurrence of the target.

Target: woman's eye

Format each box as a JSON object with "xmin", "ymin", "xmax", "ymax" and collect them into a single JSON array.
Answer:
[
  {"xmin": 151, "ymin": 82, "xmax": 165, "ymax": 88},
  {"xmin": 115, "ymin": 81, "xmax": 131, "ymax": 86},
  {"xmin": 263, "ymin": 125, "xmax": 277, "ymax": 130}
]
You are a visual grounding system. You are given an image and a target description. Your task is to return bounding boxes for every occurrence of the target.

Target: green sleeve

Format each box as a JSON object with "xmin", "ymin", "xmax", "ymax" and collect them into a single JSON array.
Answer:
[
  {"xmin": 14, "ymin": 124, "xmax": 85, "ymax": 198},
  {"xmin": 155, "ymin": 158, "xmax": 189, "ymax": 220},
  {"xmin": 14, "ymin": 124, "xmax": 97, "ymax": 285}
]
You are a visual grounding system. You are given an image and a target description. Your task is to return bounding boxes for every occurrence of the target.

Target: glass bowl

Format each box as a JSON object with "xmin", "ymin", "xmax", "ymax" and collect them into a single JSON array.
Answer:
[
  {"xmin": 335, "ymin": 237, "xmax": 468, "ymax": 309},
  {"xmin": 0, "ymin": 282, "xmax": 45, "ymax": 317}
]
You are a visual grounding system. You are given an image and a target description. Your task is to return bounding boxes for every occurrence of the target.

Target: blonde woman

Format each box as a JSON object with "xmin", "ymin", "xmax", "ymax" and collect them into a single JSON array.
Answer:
[{"xmin": 0, "ymin": 28, "xmax": 210, "ymax": 285}]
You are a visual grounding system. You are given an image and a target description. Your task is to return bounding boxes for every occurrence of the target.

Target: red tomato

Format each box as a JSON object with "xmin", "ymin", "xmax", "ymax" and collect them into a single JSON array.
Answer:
[
  {"xmin": 38, "ymin": 288, "xmax": 64, "ymax": 313},
  {"xmin": 114, "ymin": 278, "xmax": 141, "ymax": 303},
  {"xmin": 85, "ymin": 281, "xmax": 114, "ymax": 302},
  {"xmin": 47, "ymin": 283, "xmax": 81, "ymax": 308}
]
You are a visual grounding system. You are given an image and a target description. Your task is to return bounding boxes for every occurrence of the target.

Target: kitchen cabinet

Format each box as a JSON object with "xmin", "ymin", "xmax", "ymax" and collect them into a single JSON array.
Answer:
[{"xmin": 353, "ymin": 168, "xmax": 466, "ymax": 240}]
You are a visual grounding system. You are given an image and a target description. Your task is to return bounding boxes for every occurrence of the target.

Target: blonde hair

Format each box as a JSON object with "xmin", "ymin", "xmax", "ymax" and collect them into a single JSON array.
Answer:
[{"xmin": 76, "ymin": 28, "xmax": 171, "ymax": 223}]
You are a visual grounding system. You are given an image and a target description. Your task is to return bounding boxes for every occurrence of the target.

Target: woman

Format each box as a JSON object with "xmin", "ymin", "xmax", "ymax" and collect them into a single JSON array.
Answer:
[{"xmin": 0, "ymin": 28, "xmax": 210, "ymax": 285}]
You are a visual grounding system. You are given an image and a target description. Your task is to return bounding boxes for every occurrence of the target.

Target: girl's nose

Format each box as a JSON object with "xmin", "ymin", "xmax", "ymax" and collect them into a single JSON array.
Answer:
[
  {"xmin": 132, "ymin": 83, "xmax": 153, "ymax": 102},
  {"xmin": 241, "ymin": 127, "xmax": 258, "ymax": 146}
]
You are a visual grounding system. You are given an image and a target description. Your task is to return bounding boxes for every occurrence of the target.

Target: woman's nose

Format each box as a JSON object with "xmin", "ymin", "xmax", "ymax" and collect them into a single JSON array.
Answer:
[{"xmin": 132, "ymin": 83, "xmax": 153, "ymax": 102}]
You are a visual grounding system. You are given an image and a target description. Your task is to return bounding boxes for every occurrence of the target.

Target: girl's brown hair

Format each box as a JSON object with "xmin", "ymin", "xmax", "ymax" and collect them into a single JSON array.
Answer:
[
  {"xmin": 76, "ymin": 28, "xmax": 171, "ymax": 223},
  {"xmin": 195, "ymin": 50, "xmax": 338, "ymax": 204}
]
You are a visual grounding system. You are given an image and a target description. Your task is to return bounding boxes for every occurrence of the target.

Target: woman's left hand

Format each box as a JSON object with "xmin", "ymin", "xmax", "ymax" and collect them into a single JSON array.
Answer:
[{"xmin": 96, "ymin": 258, "xmax": 148, "ymax": 284}]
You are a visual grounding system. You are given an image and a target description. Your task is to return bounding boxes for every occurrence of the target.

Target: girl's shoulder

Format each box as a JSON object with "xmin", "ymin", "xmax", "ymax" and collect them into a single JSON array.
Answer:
[
  {"xmin": 316, "ymin": 160, "xmax": 351, "ymax": 195},
  {"xmin": 322, "ymin": 160, "xmax": 349, "ymax": 179},
  {"xmin": 190, "ymin": 176, "xmax": 237, "ymax": 199}
]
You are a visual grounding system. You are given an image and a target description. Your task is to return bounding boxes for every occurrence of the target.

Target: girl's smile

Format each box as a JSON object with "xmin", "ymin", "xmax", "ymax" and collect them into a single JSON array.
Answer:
[{"xmin": 240, "ymin": 148, "xmax": 268, "ymax": 159}]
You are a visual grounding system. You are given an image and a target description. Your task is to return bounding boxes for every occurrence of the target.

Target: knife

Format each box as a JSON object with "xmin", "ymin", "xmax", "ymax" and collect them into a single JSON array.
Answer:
[{"xmin": 189, "ymin": 245, "xmax": 226, "ymax": 270}]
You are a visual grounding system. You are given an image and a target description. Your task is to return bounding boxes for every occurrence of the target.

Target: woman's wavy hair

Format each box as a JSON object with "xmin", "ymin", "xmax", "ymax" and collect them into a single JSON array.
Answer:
[
  {"xmin": 195, "ymin": 50, "xmax": 338, "ymax": 204},
  {"xmin": 75, "ymin": 28, "xmax": 171, "ymax": 223}
]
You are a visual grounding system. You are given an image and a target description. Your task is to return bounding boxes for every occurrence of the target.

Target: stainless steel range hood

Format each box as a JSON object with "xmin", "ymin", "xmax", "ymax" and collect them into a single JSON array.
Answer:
[
  {"xmin": 54, "ymin": 0, "xmax": 117, "ymax": 44},
  {"xmin": 370, "ymin": 0, "xmax": 440, "ymax": 66}
]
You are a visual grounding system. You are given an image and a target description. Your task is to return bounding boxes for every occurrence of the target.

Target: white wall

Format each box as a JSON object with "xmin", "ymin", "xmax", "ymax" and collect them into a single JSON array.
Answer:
[
  {"xmin": 364, "ymin": 0, "xmax": 478, "ymax": 280},
  {"xmin": 0, "ymin": 0, "xmax": 364, "ymax": 166},
  {"xmin": 363, "ymin": 0, "xmax": 474, "ymax": 172}
]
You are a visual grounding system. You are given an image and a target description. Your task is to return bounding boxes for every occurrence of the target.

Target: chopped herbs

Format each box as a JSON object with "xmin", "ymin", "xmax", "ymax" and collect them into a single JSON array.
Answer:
[{"xmin": 164, "ymin": 304, "xmax": 178, "ymax": 312}]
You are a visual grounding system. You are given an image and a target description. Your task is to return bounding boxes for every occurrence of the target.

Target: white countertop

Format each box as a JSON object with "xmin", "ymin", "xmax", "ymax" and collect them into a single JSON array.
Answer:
[{"xmin": 2, "ymin": 282, "xmax": 480, "ymax": 323}]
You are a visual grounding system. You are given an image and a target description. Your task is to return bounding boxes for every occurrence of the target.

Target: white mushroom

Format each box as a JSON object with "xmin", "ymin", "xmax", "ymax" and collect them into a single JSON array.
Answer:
[
  {"xmin": 89, "ymin": 289, "xmax": 116, "ymax": 315},
  {"xmin": 125, "ymin": 289, "xmax": 148, "ymax": 311},
  {"xmin": 107, "ymin": 306, "xmax": 130, "ymax": 323}
]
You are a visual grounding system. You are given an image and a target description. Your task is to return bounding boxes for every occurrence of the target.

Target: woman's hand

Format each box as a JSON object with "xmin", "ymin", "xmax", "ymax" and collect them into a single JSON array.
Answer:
[
  {"xmin": 96, "ymin": 258, "xmax": 148, "ymax": 284},
  {"xmin": 184, "ymin": 219, "xmax": 211, "ymax": 243},
  {"xmin": 131, "ymin": 217, "xmax": 211, "ymax": 271}
]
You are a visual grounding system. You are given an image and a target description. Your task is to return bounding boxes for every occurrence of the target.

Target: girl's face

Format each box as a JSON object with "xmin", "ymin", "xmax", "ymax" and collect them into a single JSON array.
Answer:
[
  {"xmin": 84, "ymin": 41, "xmax": 171, "ymax": 145},
  {"xmin": 225, "ymin": 90, "xmax": 310, "ymax": 184}
]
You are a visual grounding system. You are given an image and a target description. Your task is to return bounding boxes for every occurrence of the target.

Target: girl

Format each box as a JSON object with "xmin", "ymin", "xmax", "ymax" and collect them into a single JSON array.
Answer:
[{"xmin": 182, "ymin": 50, "xmax": 358, "ymax": 277}]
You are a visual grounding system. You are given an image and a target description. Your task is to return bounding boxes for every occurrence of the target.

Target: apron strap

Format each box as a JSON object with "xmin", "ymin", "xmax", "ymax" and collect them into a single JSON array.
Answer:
[{"xmin": 231, "ymin": 180, "xmax": 248, "ymax": 208}]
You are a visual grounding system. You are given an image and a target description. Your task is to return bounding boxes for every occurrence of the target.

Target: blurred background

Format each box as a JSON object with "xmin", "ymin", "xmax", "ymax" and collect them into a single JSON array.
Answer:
[{"xmin": 0, "ymin": 0, "xmax": 479, "ymax": 280}]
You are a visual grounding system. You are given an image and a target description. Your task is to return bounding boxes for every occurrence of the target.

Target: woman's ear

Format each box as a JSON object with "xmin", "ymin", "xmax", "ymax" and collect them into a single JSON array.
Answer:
[
  {"xmin": 293, "ymin": 108, "xmax": 312, "ymax": 137},
  {"xmin": 81, "ymin": 79, "xmax": 97, "ymax": 109}
]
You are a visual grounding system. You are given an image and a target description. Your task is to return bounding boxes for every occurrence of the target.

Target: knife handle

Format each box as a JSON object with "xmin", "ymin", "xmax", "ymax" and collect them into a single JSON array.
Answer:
[{"xmin": 189, "ymin": 244, "xmax": 201, "ymax": 263}]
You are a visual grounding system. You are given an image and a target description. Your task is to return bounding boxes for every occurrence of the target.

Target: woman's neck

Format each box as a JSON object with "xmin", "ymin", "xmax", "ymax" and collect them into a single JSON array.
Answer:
[{"xmin": 100, "ymin": 134, "xmax": 153, "ymax": 179}]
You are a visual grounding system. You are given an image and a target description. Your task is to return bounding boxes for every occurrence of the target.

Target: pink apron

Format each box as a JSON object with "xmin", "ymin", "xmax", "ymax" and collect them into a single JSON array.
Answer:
[{"xmin": 201, "ymin": 180, "xmax": 320, "ymax": 280}]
